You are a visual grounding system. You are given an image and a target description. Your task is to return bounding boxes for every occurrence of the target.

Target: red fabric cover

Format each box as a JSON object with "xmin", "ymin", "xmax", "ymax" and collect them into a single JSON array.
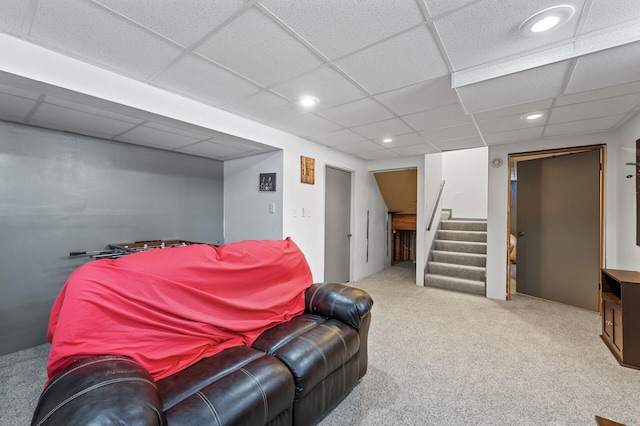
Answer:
[{"xmin": 46, "ymin": 238, "xmax": 312, "ymax": 382}]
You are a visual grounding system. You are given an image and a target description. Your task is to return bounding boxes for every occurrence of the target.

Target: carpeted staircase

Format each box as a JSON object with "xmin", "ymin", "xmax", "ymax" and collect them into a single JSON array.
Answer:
[{"xmin": 425, "ymin": 215, "xmax": 487, "ymax": 296}]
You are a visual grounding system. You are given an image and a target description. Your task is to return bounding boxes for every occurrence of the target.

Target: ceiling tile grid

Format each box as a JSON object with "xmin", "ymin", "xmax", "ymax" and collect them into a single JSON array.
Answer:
[
  {"xmin": 375, "ymin": 76, "xmax": 458, "ymax": 117},
  {"xmin": 270, "ymin": 65, "xmax": 367, "ymax": 110},
  {"xmin": 28, "ymin": 0, "xmax": 183, "ymax": 80},
  {"xmin": 91, "ymin": 0, "xmax": 247, "ymax": 47},
  {"xmin": 433, "ymin": 0, "xmax": 585, "ymax": 71},
  {"xmin": 0, "ymin": 93, "xmax": 37, "ymax": 122},
  {"xmin": 1, "ymin": 0, "xmax": 640, "ymax": 161},
  {"xmin": 581, "ymin": 0, "xmax": 640, "ymax": 33},
  {"xmin": 151, "ymin": 54, "xmax": 262, "ymax": 108},
  {"xmin": 195, "ymin": 8, "xmax": 323, "ymax": 88},
  {"xmin": 336, "ymin": 25, "xmax": 449, "ymax": 95},
  {"xmin": 259, "ymin": 0, "xmax": 426, "ymax": 59}
]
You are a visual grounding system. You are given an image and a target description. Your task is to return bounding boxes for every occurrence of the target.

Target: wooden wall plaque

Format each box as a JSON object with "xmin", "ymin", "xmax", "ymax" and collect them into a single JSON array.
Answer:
[{"xmin": 301, "ymin": 156, "xmax": 315, "ymax": 184}]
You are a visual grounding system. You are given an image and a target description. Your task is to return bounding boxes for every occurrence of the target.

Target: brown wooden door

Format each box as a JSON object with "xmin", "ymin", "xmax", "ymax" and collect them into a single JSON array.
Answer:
[{"xmin": 516, "ymin": 149, "xmax": 600, "ymax": 311}]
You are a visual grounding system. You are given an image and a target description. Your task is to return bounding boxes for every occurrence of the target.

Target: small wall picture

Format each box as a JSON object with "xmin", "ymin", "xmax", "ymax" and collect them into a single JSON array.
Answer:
[
  {"xmin": 301, "ymin": 156, "xmax": 315, "ymax": 184},
  {"xmin": 259, "ymin": 173, "xmax": 276, "ymax": 192}
]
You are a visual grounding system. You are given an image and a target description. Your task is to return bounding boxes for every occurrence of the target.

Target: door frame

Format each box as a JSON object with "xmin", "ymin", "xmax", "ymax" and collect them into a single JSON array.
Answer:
[
  {"xmin": 506, "ymin": 144, "xmax": 605, "ymax": 311},
  {"xmin": 324, "ymin": 164, "xmax": 354, "ymax": 283}
]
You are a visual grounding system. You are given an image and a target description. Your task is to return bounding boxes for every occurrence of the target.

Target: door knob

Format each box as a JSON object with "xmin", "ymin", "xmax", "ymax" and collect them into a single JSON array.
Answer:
[
  {"xmin": 517, "ymin": 231, "xmax": 525, "ymax": 237},
  {"xmin": 347, "ymin": 234, "xmax": 352, "ymax": 238}
]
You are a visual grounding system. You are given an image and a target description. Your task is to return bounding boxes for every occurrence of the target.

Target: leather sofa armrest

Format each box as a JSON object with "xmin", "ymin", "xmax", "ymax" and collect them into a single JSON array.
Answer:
[
  {"xmin": 31, "ymin": 355, "xmax": 165, "ymax": 426},
  {"xmin": 305, "ymin": 283, "xmax": 373, "ymax": 330}
]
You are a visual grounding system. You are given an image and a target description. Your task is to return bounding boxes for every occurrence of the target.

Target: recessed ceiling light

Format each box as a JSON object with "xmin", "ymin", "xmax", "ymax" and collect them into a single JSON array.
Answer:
[
  {"xmin": 382, "ymin": 138, "xmax": 393, "ymax": 143},
  {"xmin": 521, "ymin": 112, "xmax": 544, "ymax": 121},
  {"xmin": 298, "ymin": 95, "xmax": 319, "ymax": 108},
  {"xmin": 520, "ymin": 5, "xmax": 575, "ymax": 35}
]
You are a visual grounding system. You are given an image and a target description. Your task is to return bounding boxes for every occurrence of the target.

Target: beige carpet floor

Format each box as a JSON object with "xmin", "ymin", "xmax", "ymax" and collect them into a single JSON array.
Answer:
[{"xmin": 319, "ymin": 262, "xmax": 639, "ymax": 425}]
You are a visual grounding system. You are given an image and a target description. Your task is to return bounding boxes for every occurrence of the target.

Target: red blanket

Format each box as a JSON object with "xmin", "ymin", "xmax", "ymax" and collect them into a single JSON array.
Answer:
[{"xmin": 46, "ymin": 238, "xmax": 312, "ymax": 382}]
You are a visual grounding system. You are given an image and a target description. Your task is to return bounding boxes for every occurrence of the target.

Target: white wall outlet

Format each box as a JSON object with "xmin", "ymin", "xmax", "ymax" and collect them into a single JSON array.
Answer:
[
  {"xmin": 269, "ymin": 202, "xmax": 275, "ymax": 213},
  {"xmin": 302, "ymin": 207, "xmax": 311, "ymax": 217}
]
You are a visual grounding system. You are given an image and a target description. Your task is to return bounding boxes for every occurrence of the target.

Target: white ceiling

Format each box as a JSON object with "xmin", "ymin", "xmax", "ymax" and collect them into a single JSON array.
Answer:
[{"xmin": 0, "ymin": 0, "xmax": 639, "ymax": 161}]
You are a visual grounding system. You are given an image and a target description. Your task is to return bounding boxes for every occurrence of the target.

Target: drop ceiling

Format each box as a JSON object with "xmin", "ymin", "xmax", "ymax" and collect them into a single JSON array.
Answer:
[{"xmin": 0, "ymin": 0, "xmax": 639, "ymax": 161}]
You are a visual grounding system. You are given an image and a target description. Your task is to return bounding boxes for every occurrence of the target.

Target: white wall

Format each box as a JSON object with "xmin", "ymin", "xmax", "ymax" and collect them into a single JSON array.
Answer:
[
  {"xmin": 224, "ymin": 151, "xmax": 284, "ymax": 243},
  {"xmin": 612, "ymin": 113, "xmax": 640, "ymax": 269},
  {"xmin": 442, "ymin": 147, "xmax": 488, "ymax": 219},
  {"xmin": 486, "ymin": 132, "xmax": 618, "ymax": 300}
]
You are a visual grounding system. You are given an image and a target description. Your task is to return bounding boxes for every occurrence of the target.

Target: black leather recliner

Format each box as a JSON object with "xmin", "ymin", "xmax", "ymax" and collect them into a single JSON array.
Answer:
[{"xmin": 31, "ymin": 283, "xmax": 373, "ymax": 426}]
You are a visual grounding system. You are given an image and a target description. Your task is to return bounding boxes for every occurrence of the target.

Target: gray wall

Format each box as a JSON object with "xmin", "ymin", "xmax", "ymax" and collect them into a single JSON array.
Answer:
[
  {"xmin": 224, "ymin": 151, "xmax": 283, "ymax": 242},
  {"xmin": 0, "ymin": 121, "xmax": 224, "ymax": 355}
]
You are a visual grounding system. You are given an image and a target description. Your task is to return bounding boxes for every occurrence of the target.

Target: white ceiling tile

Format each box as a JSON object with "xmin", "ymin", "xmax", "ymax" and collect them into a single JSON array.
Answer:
[
  {"xmin": 307, "ymin": 129, "xmax": 366, "ymax": 147},
  {"xmin": 355, "ymin": 149, "xmax": 402, "ymax": 161},
  {"xmin": 337, "ymin": 25, "xmax": 449, "ymax": 95},
  {"xmin": 196, "ymin": 8, "xmax": 322, "ymax": 87},
  {"xmin": 223, "ymin": 90, "xmax": 306, "ymax": 125},
  {"xmin": 319, "ymin": 97, "xmax": 394, "ymax": 127},
  {"xmin": 115, "ymin": 136, "xmax": 174, "ymax": 151},
  {"xmin": 176, "ymin": 140, "xmax": 254, "ymax": 159},
  {"xmin": 260, "ymin": 0, "xmax": 425, "ymax": 59},
  {"xmin": 434, "ymin": 0, "xmax": 585, "ymax": 70},
  {"xmin": 424, "ymin": 0, "xmax": 478, "ymax": 18},
  {"xmin": 333, "ymin": 140, "xmax": 385, "ymax": 154},
  {"xmin": 473, "ymin": 99, "xmax": 553, "ymax": 120},
  {"xmin": 548, "ymin": 93, "xmax": 640, "ymax": 124},
  {"xmin": 477, "ymin": 112, "xmax": 548, "ymax": 134},
  {"xmin": 544, "ymin": 114, "xmax": 626, "ymax": 137},
  {"xmin": 31, "ymin": 102, "xmax": 139, "ymax": 137},
  {"xmin": 566, "ymin": 42, "xmax": 640, "ymax": 94},
  {"xmin": 143, "ymin": 121, "xmax": 211, "ymax": 141},
  {"xmin": 391, "ymin": 143, "xmax": 440, "ymax": 156},
  {"xmin": 0, "ymin": 0, "xmax": 30, "ymax": 35},
  {"xmin": 209, "ymin": 132, "xmax": 275, "ymax": 153},
  {"xmin": 273, "ymin": 113, "xmax": 342, "ymax": 137},
  {"xmin": 375, "ymin": 132, "xmax": 429, "ymax": 148},
  {"xmin": 30, "ymin": 0, "xmax": 182, "ymax": 80},
  {"xmin": 118, "ymin": 124, "xmax": 202, "ymax": 148},
  {"xmin": 421, "ymin": 123, "xmax": 479, "ymax": 142},
  {"xmin": 431, "ymin": 136, "xmax": 485, "ymax": 151},
  {"xmin": 582, "ymin": 0, "xmax": 640, "ymax": 33},
  {"xmin": 0, "ymin": 92, "xmax": 36, "ymax": 120},
  {"xmin": 271, "ymin": 65, "xmax": 366, "ymax": 109},
  {"xmin": 93, "ymin": 0, "xmax": 245, "ymax": 47},
  {"xmin": 556, "ymin": 80, "xmax": 640, "ymax": 106},
  {"xmin": 153, "ymin": 54, "xmax": 261, "ymax": 107},
  {"xmin": 402, "ymin": 103, "xmax": 471, "ymax": 132},
  {"xmin": 0, "ymin": 83, "xmax": 40, "ymax": 100},
  {"xmin": 44, "ymin": 96, "xmax": 143, "ymax": 124},
  {"xmin": 483, "ymin": 127, "xmax": 544, "ymax": 145},
  {"xmin": 456, "ymin": 60, "xmax": 571, "ymax": 114},
  {"xmin": 375, "ymin": 76, "xmax": 458, "ymax": 117},
  {"xmin": 350, "ymin": 118, "xmax": 413, "ymax": 140}
]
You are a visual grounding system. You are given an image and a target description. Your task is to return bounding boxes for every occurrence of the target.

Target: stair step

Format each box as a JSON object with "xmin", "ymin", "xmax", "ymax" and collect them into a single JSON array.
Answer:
[
  {"xmin": 432, "ymin": 250, "xmax": 486, "ymax": 267},
  {"xmin": 437, "ymin": 230, "xmax": 487, "ymax": 243},
  {"xmin": 440, "ymin": 220, "xmax": 487, "ymax": 232},
  {"xmin": 424, "ymin": 274, "xmax": 486, "ymax": 296},
  {"xmin": 434, "ymin": 240, "xmax": 487, "ymax": 254},
  {"xmin": 428, "ymin": 262, "xmax": 486, "ymax": 281}
]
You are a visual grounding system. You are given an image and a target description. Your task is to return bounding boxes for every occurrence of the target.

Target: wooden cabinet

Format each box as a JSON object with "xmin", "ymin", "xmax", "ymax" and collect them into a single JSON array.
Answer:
[{"xmin": 600, "ymin": 269, "xmax": 640, "ymax": 369}]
